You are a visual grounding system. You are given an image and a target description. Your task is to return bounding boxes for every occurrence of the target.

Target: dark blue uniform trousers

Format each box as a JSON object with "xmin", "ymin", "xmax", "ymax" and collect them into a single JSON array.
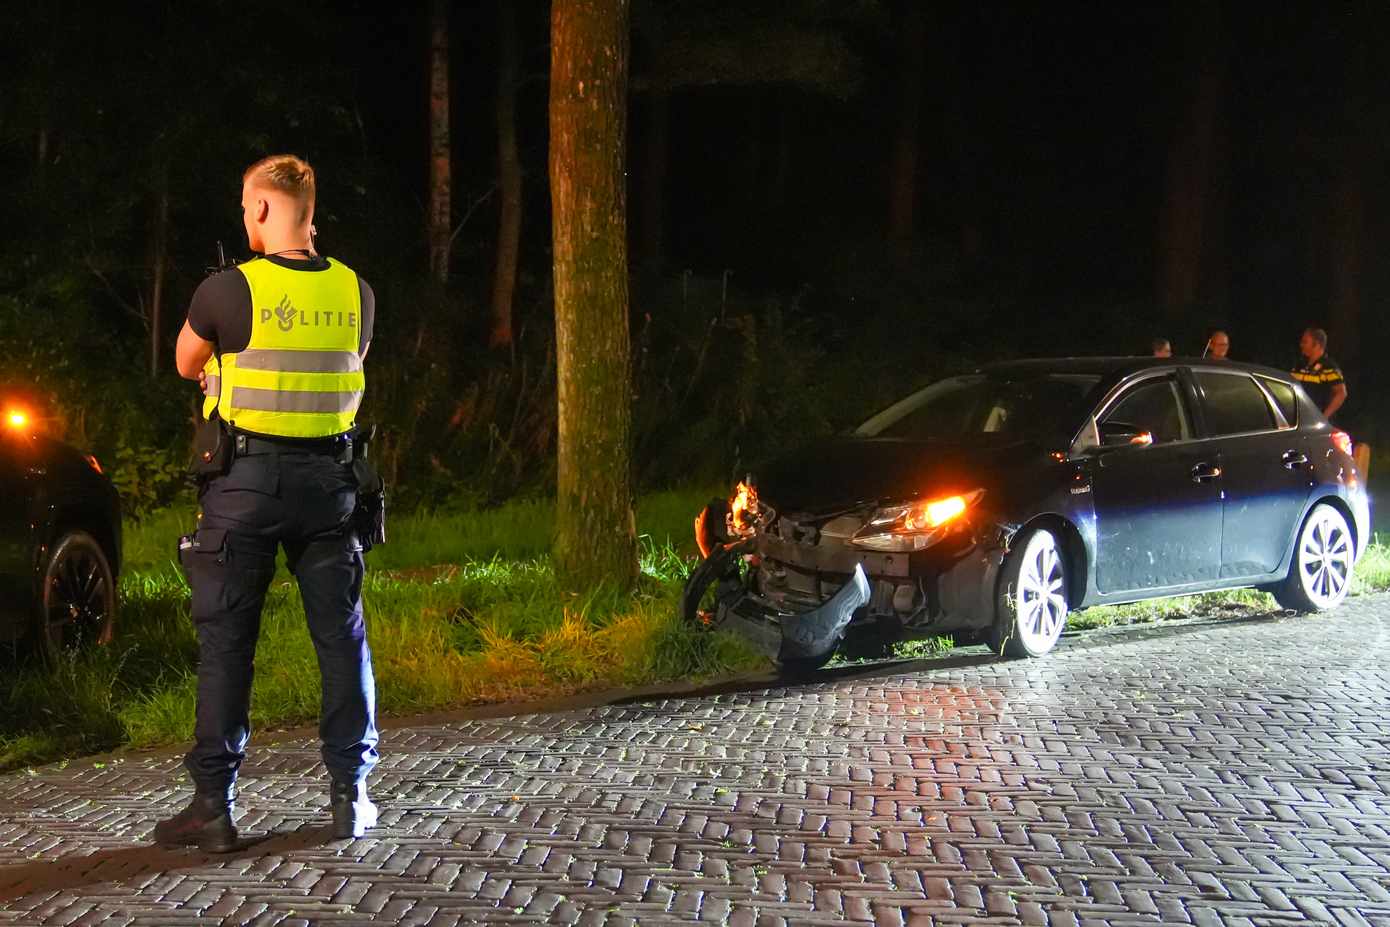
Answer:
[{"xmin": 181, "ymin": 446, "xmax": 378, "ymax": 800}]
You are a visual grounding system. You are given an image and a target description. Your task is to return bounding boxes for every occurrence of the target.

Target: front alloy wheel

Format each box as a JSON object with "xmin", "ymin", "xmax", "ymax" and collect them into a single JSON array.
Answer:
[
  {"xmin": 992, "ymin": 527, "xmax": 1068, "ymax": 659},
  {"xmin": 1275, "ymin": 503, "xmax": 1354, "ymax": 613}
]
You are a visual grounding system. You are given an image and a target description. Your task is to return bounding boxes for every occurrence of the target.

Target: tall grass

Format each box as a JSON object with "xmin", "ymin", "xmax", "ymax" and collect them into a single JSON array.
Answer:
[
  {"xmin": 5, "ymin": 488, "xmax": 1389, "ymax": 772},
  {"xmin": 0, "ymin": 488, "xmax": 763, "ymax": 771}
]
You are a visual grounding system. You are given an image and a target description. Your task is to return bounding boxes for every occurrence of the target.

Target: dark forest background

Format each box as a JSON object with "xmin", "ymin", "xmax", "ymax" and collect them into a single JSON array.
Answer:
[{"xmin": 1, "ymin": 1, "xmax": 1386, "ymax": 514}]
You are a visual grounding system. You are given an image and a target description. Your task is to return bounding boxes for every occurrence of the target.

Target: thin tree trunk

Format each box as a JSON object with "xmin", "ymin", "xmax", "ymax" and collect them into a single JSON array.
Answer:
[
  {"xmin": 490, "ymin": 0, "xmax": 522, "ymax": 349},
  {"xmin": 427, "ymin": 0, "xmax": 452, "ymax": 283},
  {"xmin": 36, "ymin": 123, "xmax": 48, "ymax": 179},
  {"xmin": 768, "ymin": 102, "xmax": 793, "ymax": 218},
  {"xmin": 149, "ymin": 183, "xmax": 170, "ymax": 376},
  {"xmin": 1329, "ymin": 32, "xmax": 1369, "ymax": 367},
  {"xmin": 888, "ymin": 1, "xmax": 925, "ymax": 244},
  {"xmin": 1329, "ymin": 143, "xmax": 1366, "ymax": 367},
  {"xmin": 640, "ymin": 89, "xmax": 669, "ymax": 269},
  {"xmin": 550, "ymin": 0, "xmax": 637, "ymax": 592},
  {"xmin": 1157, "ymin": 3, "xmax": 1223, "ymax": 322}
]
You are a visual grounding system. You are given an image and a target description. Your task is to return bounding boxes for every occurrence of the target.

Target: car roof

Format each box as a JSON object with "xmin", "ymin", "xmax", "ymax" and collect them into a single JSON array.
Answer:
[{"xmin": 975, "ymin": 356, "xmax": 1298, "ymax": 384}]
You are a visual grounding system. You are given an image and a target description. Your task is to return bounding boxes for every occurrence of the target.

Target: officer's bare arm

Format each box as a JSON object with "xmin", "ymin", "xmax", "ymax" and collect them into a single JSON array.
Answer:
[
  {"xmin": 176, "ymin": 321, "xmax": 216, "ymax": 380},
  {"xmin": 1325, "ymin": 383, "xmax": 1348, "ymax": 420}
]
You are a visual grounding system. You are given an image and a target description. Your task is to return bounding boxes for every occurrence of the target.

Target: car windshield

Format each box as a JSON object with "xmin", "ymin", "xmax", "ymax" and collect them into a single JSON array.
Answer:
[{"xmin": 855, "ymin": 373, "xmax": 1102, "ymax": 444}]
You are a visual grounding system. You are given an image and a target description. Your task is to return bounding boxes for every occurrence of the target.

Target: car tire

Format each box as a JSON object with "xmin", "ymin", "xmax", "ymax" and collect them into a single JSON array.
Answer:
[
  {"xmin": 1273, "ymin": 502, "xmax": 1354, "ymax": 613},
  {"xmin": 36, "ymin": 530, "xmax": 116, "ymax": 662},
  {"xmin": 990, "ymin": 527, "xmax": 1068, "ymax": 659}
]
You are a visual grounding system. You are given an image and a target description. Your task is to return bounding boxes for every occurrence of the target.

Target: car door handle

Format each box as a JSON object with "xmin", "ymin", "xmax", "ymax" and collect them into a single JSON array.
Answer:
[
  {"xmin": 1191, "ymin": 462, "xmax": 1222, "ymax": 483},
  {"xmin": 1281, "ymin": 451, "xmax": 1309, "ymax": 470}
]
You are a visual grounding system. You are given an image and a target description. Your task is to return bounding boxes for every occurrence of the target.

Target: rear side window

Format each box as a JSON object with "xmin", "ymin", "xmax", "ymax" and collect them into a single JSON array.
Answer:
[
  {"xmin": 1258, "ymin": 377, "xmax": 1298, "ymax": 427},
  {"xmin": 1196, "ymin": 372, "xmax": 1275, "ymax": 436}
]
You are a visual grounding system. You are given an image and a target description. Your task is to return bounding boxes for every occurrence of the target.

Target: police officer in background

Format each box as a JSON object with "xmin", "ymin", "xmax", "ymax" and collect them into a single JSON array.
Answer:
[
  {"xmin": 1204, "ymin": 330, "xmax": 1231, "ymax": 359},
  {"xmin": 156, "ymin": 155, "xmax": 379, "ymax": 851},
  {"xmin": 1292, "ymin": 327, "xmax": 1348, "ymax": 421}
]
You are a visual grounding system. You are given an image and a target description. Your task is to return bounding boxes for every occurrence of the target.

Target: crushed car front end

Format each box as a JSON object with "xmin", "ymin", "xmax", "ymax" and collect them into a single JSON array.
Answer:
[{"xmin": 684, "ymin": 477, "xmax": 1009, "ymax": 666}]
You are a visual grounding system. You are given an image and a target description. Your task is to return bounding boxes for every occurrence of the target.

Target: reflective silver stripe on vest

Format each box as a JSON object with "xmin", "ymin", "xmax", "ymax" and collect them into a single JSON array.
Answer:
[
  {"xmin": 230, "ymin": 386, "xmax": 361, "ymax": 414},
  {"xmin": 205, "ymin": 375, "xmax": 221, "ymax": 399},
  {"xmin": 235, "ymin": 348, "xmax": 362, "ymax": 373}
]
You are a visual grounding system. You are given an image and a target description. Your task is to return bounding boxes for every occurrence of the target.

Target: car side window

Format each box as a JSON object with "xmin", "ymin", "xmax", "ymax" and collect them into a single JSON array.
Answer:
[
  {"xmin": 1196, "ymin": 372, "xmax": 1276, "ymax": 436},
  {"xmin": 1257, "ymin": 376, "xmax": 1298, "ymax": 428},
  {"xmin": 1100, "ymin": 377, "xmax": 1191, "ymax": 444}
]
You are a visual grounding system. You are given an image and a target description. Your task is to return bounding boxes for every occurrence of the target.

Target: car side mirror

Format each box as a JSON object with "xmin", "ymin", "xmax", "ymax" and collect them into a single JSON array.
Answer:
[{"xmin": 1097, "ymin": 421, "xmax": 1153, "ymax": 449}]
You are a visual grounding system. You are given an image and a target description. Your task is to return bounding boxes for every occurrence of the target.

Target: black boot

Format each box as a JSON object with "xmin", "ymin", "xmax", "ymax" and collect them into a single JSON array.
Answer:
[
  {"xmin": 330, "ymin": 780, "xmax": 377, "ymax": 839},
  {"xmin": 153, "ymin": 793, "xmax": 238, "ymax": 853}
]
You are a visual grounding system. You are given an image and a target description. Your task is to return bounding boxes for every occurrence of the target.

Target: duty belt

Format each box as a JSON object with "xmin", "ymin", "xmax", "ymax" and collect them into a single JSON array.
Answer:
[{"xmin": 233, "ymin": 432, "xmax": 352, "ymax": 462}]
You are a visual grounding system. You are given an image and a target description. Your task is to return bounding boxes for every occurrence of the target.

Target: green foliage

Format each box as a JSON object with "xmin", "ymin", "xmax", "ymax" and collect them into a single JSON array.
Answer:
[
  {"xmin": 3, "ymin": 481, "xmax": 1390, "ymax": 771},
  {"xmin": 107, "ymin": 435, "xmax": 190, "ymax": 519},
  {"xmin": 0, "ymin": 489, "xmax": 763, "ymax": 772}
]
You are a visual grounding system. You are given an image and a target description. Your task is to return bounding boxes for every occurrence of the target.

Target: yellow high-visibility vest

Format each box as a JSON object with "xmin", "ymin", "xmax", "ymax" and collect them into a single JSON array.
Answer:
[{"xmin": 201, "ymin": 257, "xmax": 365, "ymax": 438}]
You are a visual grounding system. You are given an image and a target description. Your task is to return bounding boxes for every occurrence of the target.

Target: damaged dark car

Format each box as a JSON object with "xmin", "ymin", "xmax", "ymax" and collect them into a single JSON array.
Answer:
[{"xmin": 682, "ymin": 358, "xmax": 1369, "ymax": 671}]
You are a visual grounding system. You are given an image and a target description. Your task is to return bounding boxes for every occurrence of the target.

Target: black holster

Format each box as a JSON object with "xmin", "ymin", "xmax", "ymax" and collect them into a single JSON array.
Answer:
[
  {"xmin": 191, "ymin": 416, "xmax": 232, "ymax": 477},
  {"xmin": 349, "ymin": 424, "xmax": 386, "ymax": 550}
]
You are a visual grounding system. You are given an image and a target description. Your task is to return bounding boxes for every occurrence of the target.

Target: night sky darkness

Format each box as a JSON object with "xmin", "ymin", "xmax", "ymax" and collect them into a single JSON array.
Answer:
[{"xmin": 3, "ymin": 1, "xmax": 1387, "ymax": 426}]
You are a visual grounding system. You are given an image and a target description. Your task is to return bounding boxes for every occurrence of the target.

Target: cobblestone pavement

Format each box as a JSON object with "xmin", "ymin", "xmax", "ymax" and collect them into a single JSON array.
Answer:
[{"xmin": 1, "ymin": 597, "xmax": 1389, "ymax": 926}]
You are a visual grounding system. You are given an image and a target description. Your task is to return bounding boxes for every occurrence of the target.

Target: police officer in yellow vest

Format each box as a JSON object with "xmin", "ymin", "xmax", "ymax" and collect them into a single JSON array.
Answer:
[{"xmin": 158, "ymin": 155, "xmax": 378, "ymax": 851}]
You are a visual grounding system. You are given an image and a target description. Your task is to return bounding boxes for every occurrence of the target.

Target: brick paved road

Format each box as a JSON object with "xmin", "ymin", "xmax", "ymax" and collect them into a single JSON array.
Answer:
[{"xmin": 1, "ymin": 597, "xmax": 1388, "ymax": 926}]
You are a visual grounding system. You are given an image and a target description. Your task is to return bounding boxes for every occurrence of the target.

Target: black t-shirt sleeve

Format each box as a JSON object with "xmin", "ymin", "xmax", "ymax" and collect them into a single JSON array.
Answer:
[
  {"xmin": 186, "ymin": 270, "xmax": 252, "ymax": 354},
  {"xmin": 358, "ymin": 276, "xmax": 375, "ymax": 354}
]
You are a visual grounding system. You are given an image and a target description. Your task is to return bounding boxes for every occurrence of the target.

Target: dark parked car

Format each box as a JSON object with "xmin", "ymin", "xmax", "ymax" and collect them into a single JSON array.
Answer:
[
  {"xmin": 0, "ymin": 411, "xmax": 122, "ymax": 659},
  {"xmin": 683, "ymin": 358, "xmax": 1369, "ymax": 669}
]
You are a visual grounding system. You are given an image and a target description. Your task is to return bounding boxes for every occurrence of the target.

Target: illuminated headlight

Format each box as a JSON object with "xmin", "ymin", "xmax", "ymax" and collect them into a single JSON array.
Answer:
[{"xmin": 849, "ymin": 489, "xmax": 985, "ymax": 552}]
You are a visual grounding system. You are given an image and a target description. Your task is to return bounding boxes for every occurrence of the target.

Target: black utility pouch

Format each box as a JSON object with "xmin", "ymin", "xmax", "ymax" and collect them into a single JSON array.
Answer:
[
  {"xmin": 191, "ymin": 417, "xmax": 232, "ymax": 477},
  {"xmin": 348, "ymin": 424, "xmax": 386, "ymax": 550},
  {"xmin": 351, "ymin": 459, "xmax": 386, "ymax": 550},
  {"xmin": 177, "ymin": 527, "xmax": 228, "ymax": 571}
]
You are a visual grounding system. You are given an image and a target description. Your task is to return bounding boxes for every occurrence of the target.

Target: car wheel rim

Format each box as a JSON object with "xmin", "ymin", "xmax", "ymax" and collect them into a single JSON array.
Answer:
[
  {"xmin": 45, "ymin": 545, "xmax": 110, "ymax": 653},
  {"xmin": 1016, "ymin": 532, "xmax": 1066, "ymax": 652},
  {"xmin": 1298, "ymin": 508, "xmax": 1352, "ymax": 608}
]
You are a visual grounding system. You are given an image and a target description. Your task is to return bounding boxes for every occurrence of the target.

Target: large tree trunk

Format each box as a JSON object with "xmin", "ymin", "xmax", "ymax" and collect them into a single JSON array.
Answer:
[
  {"xmin": 550, "ymin": 0, "xmax": 637, "ymax": 592},
  {"xmin": 888, "ymin": 1, "xmax": 925, "ymax": 244},
  {"xmin": 426, "ymin": 0, "xmax": 452, "ymax": 283},
  {"xmin": 1157, "ymin": 3, "xmax": 1223, "ymax": 322},
  {"xmin": 489, "ymin": 0, "xmax": 522, "ymax": 349},
  {"xmin": 149, "ymin": 182, "xmax": 170, "ymax": 376}
]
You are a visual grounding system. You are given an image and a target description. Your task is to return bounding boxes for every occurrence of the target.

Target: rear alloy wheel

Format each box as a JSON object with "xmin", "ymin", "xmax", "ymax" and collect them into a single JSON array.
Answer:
[
  {"xmin": 991, "ymin": 527, "xmax": 1068, "ymax": 659},
  {"xmin": 1274, "ymin": 503, "xmax": 1354, "ymax": 613},
  {"xmin": 38, "ymin": 531, "xmax": 116, "ymax": 661}
]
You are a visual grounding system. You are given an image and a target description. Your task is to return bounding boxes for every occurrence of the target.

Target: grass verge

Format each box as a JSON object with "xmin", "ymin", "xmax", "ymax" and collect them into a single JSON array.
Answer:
[
  {"xmin": 3, "ymin": 497, "xmax": 1388, "ymax": 772},
  {"xmin": 0, "ymin": 488, "xmax": 764, "ymax": 772}
]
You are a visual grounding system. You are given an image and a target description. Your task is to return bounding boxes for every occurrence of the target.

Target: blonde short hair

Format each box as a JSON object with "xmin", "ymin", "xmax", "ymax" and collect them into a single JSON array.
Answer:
[{"xmin": 243, "ymin": 154, "xmax": 316, "ymax": 222}]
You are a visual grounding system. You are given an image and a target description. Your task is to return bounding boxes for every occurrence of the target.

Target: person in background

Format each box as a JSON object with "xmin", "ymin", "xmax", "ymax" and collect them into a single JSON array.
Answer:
[
  {"xmin": 1151, "ymin": 337, "xmax": 1172, "ymax": 358},
  {"xmin": 1204, "ymin": 330, "xmax": 1230, "ymax": 359},
  {"xmin": 1292, "ymin": 327, "xmax": 1348, "ymax": 421}
]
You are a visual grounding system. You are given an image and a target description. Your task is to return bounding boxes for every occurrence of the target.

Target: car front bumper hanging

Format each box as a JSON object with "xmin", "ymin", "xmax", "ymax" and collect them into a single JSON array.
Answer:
[{"xmin": 714, "ymin": 562, "xmax": 871, "ymax": 663}]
